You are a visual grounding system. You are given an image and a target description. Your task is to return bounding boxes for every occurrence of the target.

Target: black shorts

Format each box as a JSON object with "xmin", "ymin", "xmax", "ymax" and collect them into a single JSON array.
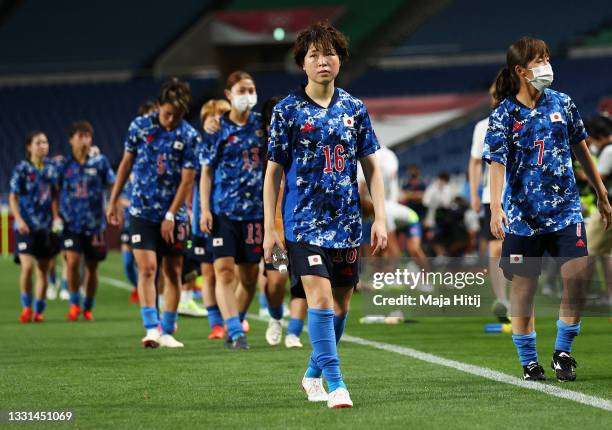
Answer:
[
  {"xmin": 61, "ymin": 230, "xmax": 107, "ymax": 262},
  {"xmin": 129, "ymin": 216, "xmax": 187, "ymax": 257},
  {"xmin": 120, "ymin": 229, "xmax": 130, "ymax": 245},
  {"xmin": 500, "ymin": 222, "xmax": 588, "ymax": 281},
  {"xmin": 286, "ymin": 240, "xmax": 360, "ymax": 299},
  {"xmin": 182, "ymin": 251, "xmax": 201, "ymax": 283},
  {"xmin": 480, "ymin": 204, "xmax": 497, "ymax": 242},
  {"xmin": 188, "ymin": 234, "xmax": 214, "ymax": 264},
  {"xmin": 15, "ymin": 230, "xmax": 59, "ymax": 260},
  {"xmin": 211, "ymin": 214, "xmax": 262, "ymax": 264}
]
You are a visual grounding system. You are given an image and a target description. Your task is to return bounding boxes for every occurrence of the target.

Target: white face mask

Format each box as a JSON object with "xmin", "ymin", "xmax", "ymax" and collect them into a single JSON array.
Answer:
[
  {"xmin": 231, "ymin": 94, "xmax": 257, "ymax": 113},
  {"xmin": 527, "ymin": 64, "xmax": 554, "ymax": 92}
]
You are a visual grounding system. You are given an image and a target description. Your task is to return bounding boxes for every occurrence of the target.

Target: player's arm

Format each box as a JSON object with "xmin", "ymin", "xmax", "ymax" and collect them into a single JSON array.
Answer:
[
  {"xmin": 161, "ymin": 168, "xmax": 195, "ymax": 244},
  {"xmin": 263, "ymin": 160, "xmax": 284, "ymax": 263},
  {"xmin": 468, "ymin": 157, "xmax": 482, "ymax": 213},
  {"xmin": 572, "ymin": 140, "xmax": 612, "ymax": 229},
  {"xmin": 107, "ymin": 151, "xmax": 134, "ymax": 226},
  {"xmin": 360, "ymin": 153, "xmax": 388, "ymax": 254},
  {"xmin": 489, "ymin": 161, "xmax": 507, "ymax": 239},
  {"xmin": 199, "ymin": 165, "xmax": 213, "ymax": 234},
  {"xmin": 9, "ymin": 192, "xmax": 28, "ymax": 234}
]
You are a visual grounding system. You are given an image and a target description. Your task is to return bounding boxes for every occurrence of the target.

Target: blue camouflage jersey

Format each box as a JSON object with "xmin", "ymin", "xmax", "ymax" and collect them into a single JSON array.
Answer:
[
  {"xmin": 192, "ymin": 132, "xmax": 215, "ymax": 237},
  {"xmin": 268, "ymin": 87, "xmax": 380, "ymax": 248},
  {"xmin": 9, "ymin": 159, "xmax": 59, "ymax": 231},
  {"xmin": 121, "ymin": 176, "xmax": 134, "ymax": 231},
  {"xmin": 57, "ymin": 153, "xmax": 116, "ymax": 234},
  {"xmin": 483, "ymin": 88, "xmax": 587, "ymax": 236},
  {"xmin": 203, "ymin": 112, "xmax": 265, "ymax": 221},
  {"xmin": 125, "ymin": 112, "xmax": 199, "ymax": 223}
]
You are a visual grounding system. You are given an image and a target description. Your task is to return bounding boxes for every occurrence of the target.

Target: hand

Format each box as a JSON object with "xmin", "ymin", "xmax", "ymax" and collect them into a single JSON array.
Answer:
[
  {"xmin": 263, "ymin": 228, "xmax": 285, "ymax": 263},
  {"xmin": 204, "ymin": 117, "xmax": 220, "ymax": 134},
  {"xmin": 490, "ymin": 206, "xmax": 508, "ymax": 240},
  {"xmin": 370, "ymin": 219, "xmax": 388, "ymax": 255},
  {"xmin": 597, "ymin": 196, "xmax": 612, "ymax": 230},
  {"xmin": 199, "ymin": 209, "xmax": 213, "ymax": 234},
  {"xmin": 52, "ymin": 217, "xmax": 64, "ymax": 234},
  {"xmin": 161, "ymin": 219, "xmax": 175, "ymax": 244},
  {"xmin": 470, "ymin": 194, "xmax": 481, "ymax": 213},
  {"xmin": 16, "ymin": 219, "xmax": 29, "ymax": 235},
  {"xmin": 106, "ymin": 203, "xmax": 120, "ymax": 226}
]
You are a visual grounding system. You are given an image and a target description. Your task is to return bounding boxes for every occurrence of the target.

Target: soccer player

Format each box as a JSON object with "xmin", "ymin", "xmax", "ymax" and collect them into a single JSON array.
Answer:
[
  {"xmin": 190, "ymin": 98, "xmax": 230, "ymax": 338},
  {"xmin": 484, "ymin": 37, "xmax": 612, "ymax": 381},
  {"xmin": 107, "ymin": 78, "xmax": 199, "ymax": 348},
  {"xmin": 260, "ymin": 96, "xmax": 307, "ymax": 348},
  {"xmin": 263, "ymin": 22, "xmax": 387, "ymax": 408},
  {"xmin": 200, "ymin": 71, "xmax": 264, "ymax": 350},
  {"xmin": 56, "ymin": 121, "xmax": 116, "ymax": 322},
  {"xmin": 468, "ymin": 83, "xmax": 510, "ymax": 322},
  {"xmin": 10, "ymin": 131, "xmax": 61, "ymax": 322}
]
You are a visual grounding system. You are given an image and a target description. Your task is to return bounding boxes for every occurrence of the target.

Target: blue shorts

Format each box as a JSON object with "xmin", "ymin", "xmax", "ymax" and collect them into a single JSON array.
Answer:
[
  {"xmin": 211, "ymin": 214, "xmax": 262, "ymax": 264},
  {"xmin": 500, "ymin": 222, "xmax": 588, "ymax": 281},
  {"xmin": 403, "ymin": 222, "xmax": 422, "ymax": 239},
  {"xmin": 286, "ymin": 240, "xmax": 360, "ymax": 299}
]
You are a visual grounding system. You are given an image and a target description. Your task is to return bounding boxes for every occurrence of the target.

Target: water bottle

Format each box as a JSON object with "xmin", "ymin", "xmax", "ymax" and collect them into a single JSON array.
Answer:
[
  {"xmin": 484, "ymin": 323, "xmax": 511, "ymax": 334},
  {"xmin": 272, "ymin": 244, "xmax": 288, "ymax": 273}
]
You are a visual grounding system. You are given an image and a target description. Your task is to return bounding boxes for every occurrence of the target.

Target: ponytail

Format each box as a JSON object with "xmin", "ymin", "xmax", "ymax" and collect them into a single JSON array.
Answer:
[{"xmin": 493, "ymin": 67, "xmax": 518, "ymax": 107}]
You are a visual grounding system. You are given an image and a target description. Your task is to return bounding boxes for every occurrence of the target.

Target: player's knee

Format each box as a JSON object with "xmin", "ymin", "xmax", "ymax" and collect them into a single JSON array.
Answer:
[
  {"xmin": 216, "ymin": 266, "xmax": 236, "ymax": 286},
  {"xmin": 138, "ymin": 262, "xmax": 157, "ymax": 279}
]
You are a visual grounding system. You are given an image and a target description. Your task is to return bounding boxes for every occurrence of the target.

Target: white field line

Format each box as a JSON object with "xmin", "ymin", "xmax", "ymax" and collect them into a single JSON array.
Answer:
[{"xmin": 100, "ymin": 276, "xmax": 612, "ymax": 412}]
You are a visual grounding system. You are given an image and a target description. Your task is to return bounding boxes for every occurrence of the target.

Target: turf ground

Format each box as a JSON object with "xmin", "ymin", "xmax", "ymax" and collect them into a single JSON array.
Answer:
[{"xmin": 1, "ymin": 252, "xmax": 611, "ymax": 429}]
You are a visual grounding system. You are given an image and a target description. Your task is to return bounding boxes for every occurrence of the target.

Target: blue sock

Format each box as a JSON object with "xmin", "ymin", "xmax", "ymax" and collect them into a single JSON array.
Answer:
[
  {"xmin": 512, "ymin": 331, "xmax": 538, "ymax": 366},
  {"xmin": 226, "ymin": 316, "xmax": 244, "ymax": 340},
  {"xmin": 69, "ymin": 291, "xmax": 81, "ymax": 307},
  {"xmin": 49, "ymin": 270, "xmax": 56, "ymax": 285},
  {"xmin": 34, "ymin": 299, "xmax": 46, "ymax": 314},
  {"xmin": 122, "ymin": 250, "xmax": 138, "ymax": 287},
  {"xmin": 206, "ymin": 305, "xmax": 223, "ymax": 329},
  {"xmin": 239, "ymin": 311, "xmax": 247, "ymax": 323},
  {"xmin": 141, "ymin": 306, "xmax": 159, "ymax": 329},
  {"xmin": 287, "ymin": 318, "xmax": 304, "ymax": 337},
  {"xmin": 83, "ymin": 296, "xmax": 95, "ymax": 311},
  {"xmin": 334, "ymin": 312, "xmax": 348, "ymax": 345},
  {"xmin": 268, "ymin": 304, "xmax": 284, "ymax": 321},
  {"xmin": 555, "ymin": 320, "xmax": 581, "ymax": 353},
  {"xmin": 20, "ymin": 293, "xmax": 32, "ymax": 308},
  {"xmin": 307, "ymin": 308, "xmax": 346, "ymax": 392},
  {"xmin": 61, "ymin": 278, "xmax": 68, "ymax": 291},
  {"xmin": 161, "ymin": 311, "xmax": 178, "ymax": 335},
  {"xmin": 259, "ymin": 292, "xmax": 268, "ymax": 309}
]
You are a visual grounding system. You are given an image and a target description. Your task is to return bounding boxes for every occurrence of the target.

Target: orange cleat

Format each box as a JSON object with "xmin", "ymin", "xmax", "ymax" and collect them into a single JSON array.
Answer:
[
  {"xmin": 129, "ymin": 288, "xmax": 139, "ymax": 304},
  {"xmin": 19, "ymin": 307, "xmax": 33, "ymax": 323},
  {"xmin": 33, "ymin": 313, "xmax": 44, "ymax": 322},
  {"xmin": 67, "ymin": 304, "xmax": 81, "ymax": 321},
  {"xmin": 83, "ymin": 310, "xmax": 94, "ymax": 321},
  {"xmin": 208, "ymin": 324, "xmax": 225, "ymax": 339},
  {"xmin": 241, "ymin": 319, "xmax": 250, "ymax": 334}
]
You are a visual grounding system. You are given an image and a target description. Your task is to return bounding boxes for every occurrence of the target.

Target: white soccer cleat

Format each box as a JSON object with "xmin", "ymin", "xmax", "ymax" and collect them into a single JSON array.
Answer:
[
  {"xmin": 302, "ymin": 377, "xmax": 328, "ymax": 402},
  {"xmin": 284, "ymin": 334, "xmax": 303, "ymax": 348},
  {"xmin": 46, "ymin": 283, "xmax": 59, "ymax": 300},
  {"xmin": 265, "ymin": 318, "xmax": 283, "ymax": 346},
  {"xmin": 142, "ymin": 328, "xmax": 160, "ymax": 348},
  {"xmin": 159, "ymin": 334, "xmax": 184, "ymax": 348},
  {"xmin": 327, "ymin": 387, "xmax": 353, "ymax": 408},
  {"xmin": 59, "ymin": 288, "xmax": 70, "ymax": 301},
  {"xmin": 177, "ymin": 300, "xmax": 207, "ymax": 317}
]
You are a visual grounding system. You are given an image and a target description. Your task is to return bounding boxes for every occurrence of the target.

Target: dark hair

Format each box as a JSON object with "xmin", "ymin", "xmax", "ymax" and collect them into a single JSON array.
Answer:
[
  {"xmin": 585, "ymin": 115, "xmax": 612, "ymax": 139},
  {"xmin": 225, "ymin": 70, "xmax": 254, "ymax": 91},
  {"xmin": 493, "ymin": 37, "xmax": 550, "ymax": 106},
  {"xmin": 69, "ymin": 120, "xmax": 94, "ymax": 138},
  {"xmin": 262, "ymin": 96, "xmax": 282, "ymax": 130},
  {"xmin": 25, "ymin": 130, "xmax": 46, "ymax": 160},
  {"xmin": 293, "ymin": 21, "xmax": 349, "ymax": 68},
  {"xmin": 138, "ymin": 100, "xmax": 156, "ymax": 116},
  {"xmin": 158, "ymin": 78, "xmax": 192, "ymax": 115}
]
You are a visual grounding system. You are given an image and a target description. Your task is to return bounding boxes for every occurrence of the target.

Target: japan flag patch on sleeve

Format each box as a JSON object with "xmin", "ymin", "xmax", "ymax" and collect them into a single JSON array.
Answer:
[
  {"xmin": 549, "ymin": 112, "xmax": 563, "ymax": 123},
  {"xmin": 308, "ymin": 255, "xmax": 323, "ymax": 266}
]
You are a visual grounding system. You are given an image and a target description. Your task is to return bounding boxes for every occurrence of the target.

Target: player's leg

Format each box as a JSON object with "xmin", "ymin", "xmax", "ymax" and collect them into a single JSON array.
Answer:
[
  {"xmin": 81, "ymin": 233, "xmax": 107, "ymax": 321},
  {"xmin": 265, "ymin": 268, "xmax": 287, "ymax": 346},
  {"xmin": 178, "ymin": 252, "xmax": 206, "ymax": 318},
  {"xmin": 59, "ymin": 253, "xmax": 69, "ymax": 300},
  {"xmin": 214, "ymin": 256, "xmax": 246, "ymax": 347},
  {"xmin": 64, "ymin": 247, "xmax": 82, "ymax": 321},
  {"xmin": 405, "ymin": 226, "xmax": 429, "ymax": 272},
  {"xmin": 285, "ymin": 296, "xmax": 307, "ymax": 348},
  {"xmin": 201, "ymin": 261, "xmax": 223, "ymax": 339},
  {"xmin": 133, "ymin": 249, "xmax": 160, "ymax": 347},
  {"xmin": 158, "ymin": 254, "xmax": 184, "ymax": 347},
  {"xmin": 258, "ymin": 261, "xmax": 269, "ymax": 318},
  {"xmin": 488, "ymin": 239, "xmax": 510, "ymax": 322},
  {"xmin": 18, "ymin": 252, "xmax": 35, "ymax": 323},
  {"xmin": 236, "ymin": 262, "xmax": 258, "ymax": 330},
  {"xmin": 32, "ymin": 257, "xmax": 51, "ymax": 322},
  {"xmin": 121, "ymin": 242, "xmax": 139, "ymax": 303},
  {"xmin": 46, "ymin": 255, "xmax": 59, "ymax": 300}
]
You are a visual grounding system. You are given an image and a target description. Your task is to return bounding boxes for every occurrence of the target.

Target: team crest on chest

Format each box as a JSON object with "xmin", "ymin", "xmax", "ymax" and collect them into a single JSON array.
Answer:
[
  {"xmin": 342, "ymin": 115, "xmax": 354, "ymax": 128},
  {"xmin": 173, "ymin": 141, "xmax": 184, "ymax": 150},
  {"xmin": 549, "ymin": 112, "xmax": 563, "ymax": 123}
]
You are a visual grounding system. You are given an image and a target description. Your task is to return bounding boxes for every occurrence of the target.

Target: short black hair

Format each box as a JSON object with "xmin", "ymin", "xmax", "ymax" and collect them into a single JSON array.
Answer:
[{"xmin": 293, "ymin": 21, "xmax": 349, "ymax": 68}]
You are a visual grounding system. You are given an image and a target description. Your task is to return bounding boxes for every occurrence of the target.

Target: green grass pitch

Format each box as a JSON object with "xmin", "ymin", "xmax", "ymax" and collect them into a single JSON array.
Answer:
[{"xmin": 1, "ymin": 253, "xmax": 611, "ymax": 429}]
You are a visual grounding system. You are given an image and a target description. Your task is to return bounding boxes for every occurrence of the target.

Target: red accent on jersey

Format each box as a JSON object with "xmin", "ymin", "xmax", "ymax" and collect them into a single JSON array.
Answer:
[
  {"xmin": 228, "ymin": 135, "xmax": 236, "ymax": 143},
  {"xmin": 146, "ymin": 135, "xmax": 154, "ymax": 142},
  {"xmin": 301, "ymin": 123, "xmax": 316, "ymax": 133},
  {"xmin": 512, "ymin": 121, "xmax": 524, "ymax": 132}
]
